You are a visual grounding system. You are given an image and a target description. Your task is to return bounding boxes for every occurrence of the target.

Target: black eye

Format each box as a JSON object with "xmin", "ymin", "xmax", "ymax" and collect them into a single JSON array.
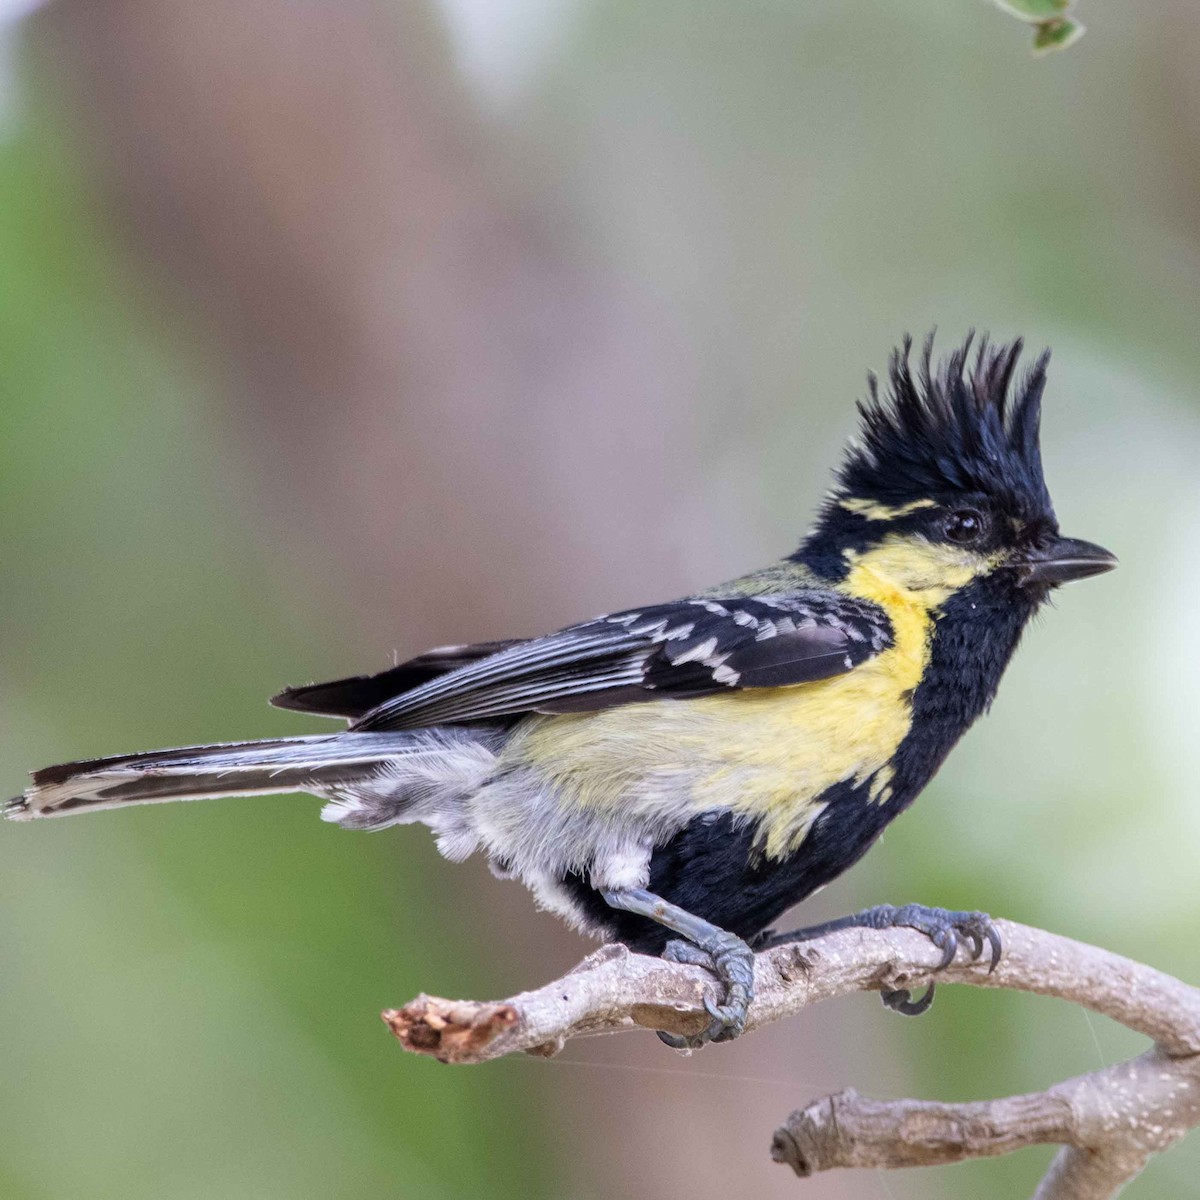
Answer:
[{"xmin": 944, "ymin": 509, "xmax": 986, "ymax": 544}]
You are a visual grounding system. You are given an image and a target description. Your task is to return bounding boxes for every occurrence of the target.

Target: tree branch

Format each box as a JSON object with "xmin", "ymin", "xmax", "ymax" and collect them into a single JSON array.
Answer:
[{"xmin": 381, "ymin": 919, "xmax": 1200, "ymax": 1198}]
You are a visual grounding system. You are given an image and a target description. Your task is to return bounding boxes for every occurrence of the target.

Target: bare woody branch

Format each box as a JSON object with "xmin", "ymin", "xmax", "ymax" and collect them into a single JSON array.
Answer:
[
  {"xmin": 772, "ymin": 1051, "xmax": 1200, "ymax": 1199},
  {"xmin": 382, "ymin": 919, "xmax": 1200, "ymax": 1198}
]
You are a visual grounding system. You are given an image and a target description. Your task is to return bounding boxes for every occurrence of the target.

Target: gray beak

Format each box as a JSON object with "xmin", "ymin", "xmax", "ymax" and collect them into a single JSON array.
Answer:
[{"xmin": 1014, "ymin": 536, "xmax": 1118, "ymax": 588}]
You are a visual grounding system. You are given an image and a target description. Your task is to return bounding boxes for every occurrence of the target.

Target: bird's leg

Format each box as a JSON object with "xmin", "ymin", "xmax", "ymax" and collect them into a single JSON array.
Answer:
[
  {"xmin": 756, "ymin": 903, "xmax": 1001, "ymax": 1016},
  {"xmin": 601, "ymin": 888, "xmax": 754, "ymax": 1049}
]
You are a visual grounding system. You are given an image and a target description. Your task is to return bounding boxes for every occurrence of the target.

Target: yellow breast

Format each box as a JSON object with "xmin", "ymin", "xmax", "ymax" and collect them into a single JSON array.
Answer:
[{"xmin": 507, "ymin": 555, "xmax": 941, "ymax": 860}]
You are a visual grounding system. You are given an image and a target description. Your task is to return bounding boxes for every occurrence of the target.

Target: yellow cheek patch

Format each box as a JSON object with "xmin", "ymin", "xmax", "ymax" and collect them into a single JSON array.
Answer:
[
  {"xmin": 839, "ymin": 497, "xmax": 936, "ymax": 521},
  {"xmin": 843, "ymin": 534, "xmax": 998, "ymax": 607}
]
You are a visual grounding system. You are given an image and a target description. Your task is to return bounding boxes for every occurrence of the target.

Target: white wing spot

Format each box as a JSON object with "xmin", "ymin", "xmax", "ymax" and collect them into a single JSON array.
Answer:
[
  {"xmin": 629, "ymin": 618, "xmax": 669, "ymax": 637},
  {"xmin": 670, "ymin": 637, "xmax": 719, "ymax": 665},
  {"xmin": 660, "ymin": 622, "xmax": 695, "ymax": 641}
]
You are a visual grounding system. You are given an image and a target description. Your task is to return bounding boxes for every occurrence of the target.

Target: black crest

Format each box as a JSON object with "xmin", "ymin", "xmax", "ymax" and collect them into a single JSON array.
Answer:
[{"xmin": 837, "ymin": 333, "xmax": 1053, "ymax": 519}]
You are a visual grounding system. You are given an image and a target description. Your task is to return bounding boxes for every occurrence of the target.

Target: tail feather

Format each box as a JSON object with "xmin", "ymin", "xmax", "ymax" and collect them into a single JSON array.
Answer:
[{"xmin": 5, "ymin": 733, "xmax": 427, "ymax": 821}]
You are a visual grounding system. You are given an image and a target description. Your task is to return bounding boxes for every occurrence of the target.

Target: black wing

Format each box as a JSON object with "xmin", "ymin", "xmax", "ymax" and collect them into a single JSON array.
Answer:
[
  {"xmin": 349, "ymin": 593, "xmax": 893, "ymax": 732},
  {"xmin": 270, "ymin": 640, "xmax": 525, "ymax": 719}
]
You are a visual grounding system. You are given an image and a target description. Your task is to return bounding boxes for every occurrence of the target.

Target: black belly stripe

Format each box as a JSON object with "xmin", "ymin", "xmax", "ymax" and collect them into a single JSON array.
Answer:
[{"xmin": 559, "ymin": 777, "xmax": 897, "ymax": 953}]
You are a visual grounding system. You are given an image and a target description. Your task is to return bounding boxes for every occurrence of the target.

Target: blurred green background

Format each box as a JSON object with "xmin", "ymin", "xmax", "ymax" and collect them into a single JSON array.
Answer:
[{"xmin": 2, "ymin": 2, "xmax": 1198, "ymax": 1197}]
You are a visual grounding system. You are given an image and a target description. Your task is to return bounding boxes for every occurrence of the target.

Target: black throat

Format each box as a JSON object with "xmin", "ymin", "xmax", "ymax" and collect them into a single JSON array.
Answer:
[{"xmin": 888, "ymin": 576, "xmax": 1041, "ymax": 806}]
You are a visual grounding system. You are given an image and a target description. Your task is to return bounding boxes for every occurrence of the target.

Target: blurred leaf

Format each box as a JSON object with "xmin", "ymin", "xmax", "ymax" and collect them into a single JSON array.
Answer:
[
  {"xmin": 990, "ymin": 0, "xmax": 1085, "ymax": 54},
  {"xmin": 1032, "ymin": 17, "xmax": 1085, "ymax": 53}
]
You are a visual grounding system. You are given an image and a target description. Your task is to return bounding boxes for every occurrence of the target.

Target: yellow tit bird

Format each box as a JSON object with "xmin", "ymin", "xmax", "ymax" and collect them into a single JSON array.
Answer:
[{"xmin": 6, "ymin": 333, "xmax": 1116, "ymax": 1048}]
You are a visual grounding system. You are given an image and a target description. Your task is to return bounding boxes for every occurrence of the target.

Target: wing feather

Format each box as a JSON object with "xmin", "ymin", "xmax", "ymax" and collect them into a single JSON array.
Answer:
[
  {"xmin": 351, "ymin": 592, "xmax": 893, "ymax": 731},
  {"xmin": 270, "ymin": 640, "xmax": 525, "ymax": 718}
]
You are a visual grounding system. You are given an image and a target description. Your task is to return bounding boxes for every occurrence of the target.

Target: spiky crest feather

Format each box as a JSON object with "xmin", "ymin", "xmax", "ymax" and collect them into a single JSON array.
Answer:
[{"xmin": 836, "ymin": 332, "xmax": 1054, "ymax": 521}]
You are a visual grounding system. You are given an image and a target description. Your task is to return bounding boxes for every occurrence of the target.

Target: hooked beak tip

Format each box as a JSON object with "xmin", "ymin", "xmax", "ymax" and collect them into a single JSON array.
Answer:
[{"xmin": 1016, "ymin": 537, "xmax": 1117, "ymax": 588}]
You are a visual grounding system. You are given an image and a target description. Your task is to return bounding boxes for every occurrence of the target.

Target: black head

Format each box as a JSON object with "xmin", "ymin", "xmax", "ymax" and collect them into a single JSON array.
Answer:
[
  {"xmin": 842, "ymin": 332, "xmax": 1051, "ymax": 522},
  {"xmin": 797, "ymin": 333, "xmax": 1116, "ymax": 599}
]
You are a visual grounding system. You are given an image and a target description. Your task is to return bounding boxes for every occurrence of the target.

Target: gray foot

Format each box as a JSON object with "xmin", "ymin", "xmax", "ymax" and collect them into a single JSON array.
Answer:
[
  {"xmin": 598, "ymin": 887, "xmax": 756, "ymax": 1049},
  {"xmin": 759, "ymin": 903, "xmax": 1001, "ymax": 1017},
  {"xmin": 657, "ymin": 933, "xmax": 755, "ymax": 1048}
]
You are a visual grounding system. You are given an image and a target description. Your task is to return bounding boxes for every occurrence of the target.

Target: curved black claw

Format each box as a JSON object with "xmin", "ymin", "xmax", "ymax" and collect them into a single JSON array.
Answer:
[
  {"xmin": 880, "ymin": 983, "xmax": 936, "ymax": 1016},
  {"xmin": 656, "ymin": 936, "xmax": 755, "ymax": 1049}
]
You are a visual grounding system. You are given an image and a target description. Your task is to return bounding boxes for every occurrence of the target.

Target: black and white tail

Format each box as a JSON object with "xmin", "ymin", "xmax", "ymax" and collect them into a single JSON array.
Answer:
[{"xmin": 4, "ymin": 733, "xmax": 436, "ymax": 822}]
